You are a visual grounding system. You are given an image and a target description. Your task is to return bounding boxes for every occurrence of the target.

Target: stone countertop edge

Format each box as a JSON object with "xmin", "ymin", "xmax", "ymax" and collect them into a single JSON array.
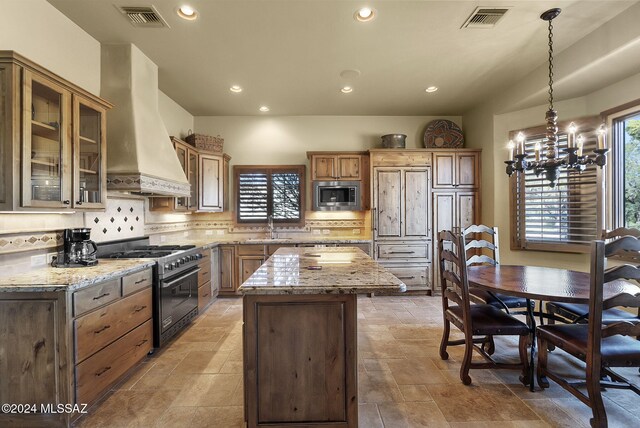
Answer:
[
  {"xmin": 166, "ymin": 238, "xmax": 373, "ymax": 250},
  {"xmin": 237, "ymin": 247, "xmax": 407, "ymax": 295},
  {"xmin": 0, "ymin": 259, "xmax": 156, "ymax": 293}
]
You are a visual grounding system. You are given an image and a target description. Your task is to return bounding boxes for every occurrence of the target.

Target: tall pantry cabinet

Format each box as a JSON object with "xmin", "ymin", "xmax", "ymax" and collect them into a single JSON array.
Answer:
[{"xmin": 370, "ymin": 149, "xmax": 481, "ymax": 294}]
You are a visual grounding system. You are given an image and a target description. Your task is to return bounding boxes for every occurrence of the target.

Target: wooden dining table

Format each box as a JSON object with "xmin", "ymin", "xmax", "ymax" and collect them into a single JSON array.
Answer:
[{"xmin": 466, "ymin": 264, "xmax": 640, "ymax": 391}]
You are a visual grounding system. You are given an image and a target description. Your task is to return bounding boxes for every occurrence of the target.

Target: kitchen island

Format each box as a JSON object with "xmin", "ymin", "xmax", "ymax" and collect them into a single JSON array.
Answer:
[{"xmin": 238, "ymin": 247, "xmax": 406, "ymax": 427}]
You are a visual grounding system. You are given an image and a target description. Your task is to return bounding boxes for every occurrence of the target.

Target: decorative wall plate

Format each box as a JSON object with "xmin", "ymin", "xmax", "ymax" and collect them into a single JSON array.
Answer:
[{"xmin": 423, "ymin": 120, "xmax": 464, "ymax": 148}]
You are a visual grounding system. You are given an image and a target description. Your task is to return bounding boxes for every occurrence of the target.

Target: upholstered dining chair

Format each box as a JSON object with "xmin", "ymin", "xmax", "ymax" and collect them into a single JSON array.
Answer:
[
  {"xmin": 438, "ymin": 230, "xmax": 531, "ymax": 386},
  {"xmin": 537, "ymin": 237, "xmax": 640, "ymax": 428},
  {"xmin": 545, "ymin": 227, "xmax": 640, "ymax": 326},
  {"xmin": 464, "ymin": 225, "xmax": 532, "ymax": 314}
]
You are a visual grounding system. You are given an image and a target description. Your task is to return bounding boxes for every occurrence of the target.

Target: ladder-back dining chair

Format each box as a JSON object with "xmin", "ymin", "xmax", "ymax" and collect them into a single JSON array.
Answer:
[
  {"xmin": 545, "ymin": 227, "xmax": 640, "ymax": 326},
  {"xmin": 537, "ymin": 236, "xmax": 640, "ymax": 428},
  {"xmin": 438, "ymin": 230, "xmax": 531, "ymax": 386}
]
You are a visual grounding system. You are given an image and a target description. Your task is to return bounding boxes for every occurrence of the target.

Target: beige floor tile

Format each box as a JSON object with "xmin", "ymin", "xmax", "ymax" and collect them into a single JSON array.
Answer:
[
  {"xmin": 172, "ymin": 374, "xmax": 242, "ymax": 407},
  {"xmin": 523, "ymin": 398, "xmax": 589, "ymax": 428},
  {"xmin": 358, "ymin": 403, "xmax": 384, "ymax": 428},
  {"xmin": 155, "ymin": 406, "xmax": 197, "ymax": 427},
  {"xmin": 358, "ymin": 370, "xmax": 405, "ymax": 404},
  {"xmin": 399, "ymin": 384, "xmax": 434, "ymax": 402},
  {"xmin": 386, "ymin": 358, "xmax": 449, "ymax": 385},
  {"xmin": 378, "ymin": 401, "xmax": 449, "ymax": 427},
  {"xmin": 172, "ymin": 350, "xmax": 231, "ymax": 374},
  {"xmin": 190, "ymin": 406, "xmax": 244, "ymax": 428}
]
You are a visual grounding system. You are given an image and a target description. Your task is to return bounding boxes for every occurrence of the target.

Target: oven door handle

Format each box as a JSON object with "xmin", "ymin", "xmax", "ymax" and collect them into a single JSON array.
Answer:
[{"xmin": 161, "ymin": 268, "xmax": 200, "ymax": 288}]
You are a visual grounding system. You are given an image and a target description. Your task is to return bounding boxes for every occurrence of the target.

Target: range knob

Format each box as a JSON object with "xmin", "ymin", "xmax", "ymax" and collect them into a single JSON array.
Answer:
[
  {"xmin": 196, "ymin": 253, "xmax": 203, "ymax": 260},
  {"xmin": 164, "ymin": 263, "xmax": 171, "ymax": 270}
]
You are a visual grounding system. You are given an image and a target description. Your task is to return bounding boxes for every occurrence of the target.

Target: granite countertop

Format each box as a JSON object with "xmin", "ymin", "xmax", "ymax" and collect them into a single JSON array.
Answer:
[
  {"xmin": 238, "ymin": 247, "xmax": 406, "ymax": 295},
  {"xmin": 0, "ymin": 259, "xmax": 156, "ymax": 293},
  {"xmin": 162, "ymin": 237, "xmax": 372, "ymax": 250}
]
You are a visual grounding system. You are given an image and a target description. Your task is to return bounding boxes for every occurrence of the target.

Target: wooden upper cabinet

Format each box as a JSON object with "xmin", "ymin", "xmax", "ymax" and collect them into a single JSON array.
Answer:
[
  {"xmin": 308, "ymin": 152, "xmax": 364, "ymax": 181},
  {"xmin": 433, "ymin": 151, "xmax": 480, "ymax": 189},
  {"xmin": 150, "ymin": 138, "xmax": 230, "ymax": 213},
  {"xmin": 73, "ymin": 95, "xmax": 107, "ymax": 209},
  {"xmin": 199, "ymin": 153, "xmax": 230, "ymax": 212},
  {"xmin": 0, "ymin": 51, "xmax": 112, "ymax": 211},
  {"xmin": 373, "ymin": 167, "xmax": 431, "ymax": 240}
]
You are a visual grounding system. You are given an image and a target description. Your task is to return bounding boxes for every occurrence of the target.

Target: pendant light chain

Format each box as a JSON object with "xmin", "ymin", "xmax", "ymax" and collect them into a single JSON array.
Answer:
[{"xmin": 547, "ymin": 20, "xmax": 554, "ymax": 110}]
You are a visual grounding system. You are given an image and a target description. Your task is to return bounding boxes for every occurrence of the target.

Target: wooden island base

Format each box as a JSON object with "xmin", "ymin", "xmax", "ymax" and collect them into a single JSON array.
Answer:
[{"xmin": 243, "ymin": 293, "xmax": 358, "ymax": 427}]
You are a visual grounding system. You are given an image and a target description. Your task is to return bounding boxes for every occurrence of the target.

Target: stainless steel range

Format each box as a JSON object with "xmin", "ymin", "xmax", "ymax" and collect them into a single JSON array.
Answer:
[{"xmin": 97, "ymin": 237, "xmax": 202, "ymax": 348}]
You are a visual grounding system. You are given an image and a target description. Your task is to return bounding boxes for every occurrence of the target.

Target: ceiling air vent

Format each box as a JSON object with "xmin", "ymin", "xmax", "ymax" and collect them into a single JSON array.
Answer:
[
  {"xmin": 461, "ymin": 7, "xmax": 510, "ymax": 29},
  {"xmin": 118, "ymin": 5, "xmax": 169, "ymax": 28}
]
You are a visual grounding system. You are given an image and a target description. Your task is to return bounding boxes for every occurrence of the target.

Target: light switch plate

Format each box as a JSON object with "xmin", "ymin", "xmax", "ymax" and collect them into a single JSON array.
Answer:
[
  {"xmin": 205, "ymin": 230, "xmax": 213, "ymax": 236},
  {"xmin": 31, "ymin": 254, "xmax": 46, "ymax": 267},
  {"xmin": 160, "ymin": 235, "xmax": 166, "ymax": 243},
  {"xmin": 312, "ymin": 229, "xmax": 321, "ymax": 235},
  {"xmin": 353, "ymin": 229, "xmax": 361, "ymax": 235},
  {"xmin": 46, "ymin": 253, "xmax": 57, "ymax": 264},
  {"xmin": 183, "ymin": 231, "xmax": 189, "ymax": 237},
  {"xmin": 216, "ymin": 230, "xmax": 225, "ymax": 235},
  {"xmin": 322, "ymin": 229, "xmax": 330, "ymax": 235}
]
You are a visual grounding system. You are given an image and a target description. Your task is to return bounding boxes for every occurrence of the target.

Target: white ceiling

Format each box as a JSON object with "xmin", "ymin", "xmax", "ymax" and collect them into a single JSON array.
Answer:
[{"xmin": 47, "ymin": 0, "xmax": 637, "ymax": 116}]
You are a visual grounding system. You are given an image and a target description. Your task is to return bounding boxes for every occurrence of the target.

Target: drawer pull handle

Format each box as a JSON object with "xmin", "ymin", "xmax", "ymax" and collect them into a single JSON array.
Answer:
[
  {"xmin": 92, "ymin": 292, "xmax": 111, "ymax": 301},
  {"xmin": 94, "ymin": 325, "xmax": 111, "ymax": 334},
  {"xmin": 134, "ymin": 278, "xmax": 147, "ymax": 285},
  {"xmin": 95, "ymin": 366, "xmax": 111, "ymax": 376},
  {"xmin": 135, "ymin": 339, "xmax": 148, "ymax": 347},
  {"xmin": 389, "ymin": 251, "xmax": 415, "ymax": 254},
  {"xmin": 203, "ymin": 293, "xmax": 209, "ymax": 297},
  {"xmin": 397, "ymin": 276, "xmax": 416, "ymax": 280},
  {"xmin": 133, "ymin": 305, "xmax": 147, "ymax": 313}
]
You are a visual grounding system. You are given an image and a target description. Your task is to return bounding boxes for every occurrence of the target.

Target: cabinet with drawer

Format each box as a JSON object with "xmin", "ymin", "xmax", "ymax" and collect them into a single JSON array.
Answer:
[
  {"xmin": 71, "ymin": 267, "xmax": 153, "ymax": 406},
  {"xmin": 197, "ymin": 249, "xmax": 214, "ymax": 311}
]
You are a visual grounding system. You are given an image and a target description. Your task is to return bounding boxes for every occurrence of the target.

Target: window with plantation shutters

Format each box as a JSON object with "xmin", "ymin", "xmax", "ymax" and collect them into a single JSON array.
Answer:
[
  {"xmin": 510, "ymin": 116, "xmax": 604, "ymax": 253},
  {"xmin": 234, "ymin": 165, "xmax": 306, "ymax": 224}
]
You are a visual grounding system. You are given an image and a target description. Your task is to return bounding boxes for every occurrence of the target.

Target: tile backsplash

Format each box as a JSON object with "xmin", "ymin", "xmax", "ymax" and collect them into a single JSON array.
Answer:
[{"xmin": 86, "ymin": 197, "xmax": 145, "ymax": 242}]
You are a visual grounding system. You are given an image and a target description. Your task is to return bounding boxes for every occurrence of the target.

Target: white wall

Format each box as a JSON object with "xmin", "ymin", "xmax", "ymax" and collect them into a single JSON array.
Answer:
[
  {"xmin": 158, "ymin": 90, "xmax": 194, "ymax": 140},
  {"xmin": 194, "ymin": 115, "xmax": 462, "ymax": 167},
  {"xmin": 0, "ymin": 0, "xmax": 101, "ymax": 95}
]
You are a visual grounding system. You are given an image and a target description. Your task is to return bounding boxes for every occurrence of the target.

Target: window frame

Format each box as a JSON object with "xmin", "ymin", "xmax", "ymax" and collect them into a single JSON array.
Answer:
[
  {"xmin": 509, "ymin": 116, "xmax": 604, "ymax": 253},
  {"xmin": 603, "ymin": 98, "xmax": 640, "ymax": 232},
  {"xmin": 233, "ymin": 165, "xmax": 306, "ymax": 226}
]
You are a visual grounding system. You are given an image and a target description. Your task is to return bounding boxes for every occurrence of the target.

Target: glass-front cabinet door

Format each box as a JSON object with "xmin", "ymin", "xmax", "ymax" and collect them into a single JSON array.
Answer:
[
  {"xmin": 174, "ymin": 142, "xmax": 189, "ymax": 211},
  {"xmin": 73, "ymin": 96, "xmax": 106, "ymax": 209},
  {"xmin": 187, "ymin": 148, "xmax": 198, "ymax": 210},
  {"xmin": 22, "ymin": 70, "xmax": 72, "ymax": 208}
]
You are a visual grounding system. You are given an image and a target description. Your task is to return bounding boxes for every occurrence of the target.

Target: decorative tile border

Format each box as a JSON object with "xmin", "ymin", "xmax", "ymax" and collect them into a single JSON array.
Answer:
[{"xmin": 0, "ymin": 232, "xmax": 61, "ymax": 255}]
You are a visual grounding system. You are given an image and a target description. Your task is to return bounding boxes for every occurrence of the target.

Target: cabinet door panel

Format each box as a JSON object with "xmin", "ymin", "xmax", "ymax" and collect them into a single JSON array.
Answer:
[
  {"xmin": 174, "ymin": 144, "xmax": 189, "ymax": 211},
  {"xmin": 403, "ymin": 169, "xmax": 430, "ymax": 238},
  {"xmin": 73, "ymin": 96, "xmax": 106, "ymax": 209},
  {"xmin": 433, "ymin": 154, "xmax": 455, "ymax": 188},
  {"xmin": 22, "ymin": 71, "xmax": 72, "ymax": 208},
  {"xmin": 456, "ymin": 154, "xmax": 478, "ymax": 188},
  {"xmin": 457, "ymin": 192, "xmax": 479, "ymax": 231},
  {"xmin": 199, "ymin": 154, "xmax": 223, "ymax": 211},
  {"xmin": 313, "ymin": 156, "xmax": 336, "ymax": 180},
  {"xmin": 187, "ymin": 149, "xmax": 199, "ymax": 209},
  {"xmin": 238, "ymin": 256, "xmax": 265, "ymax": 285},
  {"xmin": 374, "ymin": 169, "xmax": 402, "ymax": 239},
  {"xmin": 337, "ymin": 156, "xmax": 361, "ymax": 180},
  {"xmin": 219, "ymin": 246, "xmax": 236, "ymax": 293},
  {"xmin": 433, "ymin": 193, "xmax": 455, "ymax": 236}
]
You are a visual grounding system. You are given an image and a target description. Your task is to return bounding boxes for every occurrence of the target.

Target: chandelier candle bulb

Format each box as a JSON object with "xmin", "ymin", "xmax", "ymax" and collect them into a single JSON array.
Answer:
[
  {"xmin": 597, "ymin": 124, "xmax": 607, "ymax": 150},
  {"xmin": 568, "ymin": 122, "xmax": 577, "ymax": 148},
  {"xmin": 577, "ymin": 135, "xmax": 584, "ymax": 156},
  {"xmin": 507, "ymin": 140, "xmax": 515, "ymax": 161},
  {"xmin": 516, "ymin": 132, "xmax": 526, "ymax": 155}
]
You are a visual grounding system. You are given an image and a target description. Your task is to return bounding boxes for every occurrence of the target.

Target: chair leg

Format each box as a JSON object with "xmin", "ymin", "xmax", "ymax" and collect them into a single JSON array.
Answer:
[
  {"xmin": 517, "ymin": 334, "xmax": 531, "ymax": 386},
  {"xmin": 481, "ymin": 335, "xmax": 495, "ymax": 355},
  {"xmin": 545, "ymin": 306, "xmax": 557, "ymax": 352},
  {"xmin": 439, "ymin": 317, "xmax": 451, "ymax": 360},
  {"xmin": 459, "ymin": 336, "xmax": 473, "ymax": 385},
  {"xmin": 536, "ymin": 335, "xmax": 550, "ymax": 389},
  {"xmin": 586, "ymin": 369, "xmax": 608, "ymax": 428}
]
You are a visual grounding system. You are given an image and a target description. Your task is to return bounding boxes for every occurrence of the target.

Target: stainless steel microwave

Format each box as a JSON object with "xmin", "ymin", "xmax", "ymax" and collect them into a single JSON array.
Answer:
[{"xmin": 313, "ymin": 181, "xmax": 361, "ymax": 211}]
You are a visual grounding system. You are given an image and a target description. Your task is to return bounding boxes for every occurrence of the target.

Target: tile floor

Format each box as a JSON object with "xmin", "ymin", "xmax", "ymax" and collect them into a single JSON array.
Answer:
[{"xmin": 74, "ymin": 295, "xmax": 640, "ymax": 427}]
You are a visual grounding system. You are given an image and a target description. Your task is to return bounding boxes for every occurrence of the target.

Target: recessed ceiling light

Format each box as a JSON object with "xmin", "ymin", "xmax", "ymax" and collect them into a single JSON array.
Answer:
[
  {"xmin": 177, "ymin": 5, "xmax": 198, "ymax": 20},
  {"xmin": 354, "ymin": 7, "xmax": 375, "ymax": 22},
  {"xmin": 425, "ymin": 86, "xmax": 438, "ymax": 93},
  {"xmin": 259, "ymin": 106, "xmax": 270, "ymax": 112},
  {"xmin": 230, "ymin": 85, "xmax": 242, "ymax": 93},
  {"xmin": 341, "ymin": 86, "xmax": 353, "ymax": 94}
]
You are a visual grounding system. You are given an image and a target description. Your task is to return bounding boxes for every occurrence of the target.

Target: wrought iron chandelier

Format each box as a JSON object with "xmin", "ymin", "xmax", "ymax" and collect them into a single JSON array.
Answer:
[{"xmin": 504, "ymin": 8, "xmax": 609, "ymax": 187}]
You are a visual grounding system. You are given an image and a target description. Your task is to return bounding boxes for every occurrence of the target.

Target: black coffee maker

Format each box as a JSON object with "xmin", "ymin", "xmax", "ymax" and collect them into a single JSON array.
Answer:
[{"xmin": 53, "ymin": 228, "xmax": 99, "ymax": 267}]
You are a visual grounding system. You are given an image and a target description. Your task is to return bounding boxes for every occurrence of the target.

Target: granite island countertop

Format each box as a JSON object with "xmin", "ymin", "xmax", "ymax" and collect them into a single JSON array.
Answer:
[
  {"xmin": 153, "ymin": 237, "xmax": 372, "ymax": 250},
  {"xmin": 238, "ymin": 246, "xmax": 406, "ymax": 295},
  {"xmin": 0, "ymin": 259, "xmax": 156, "ymax": 293}
]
